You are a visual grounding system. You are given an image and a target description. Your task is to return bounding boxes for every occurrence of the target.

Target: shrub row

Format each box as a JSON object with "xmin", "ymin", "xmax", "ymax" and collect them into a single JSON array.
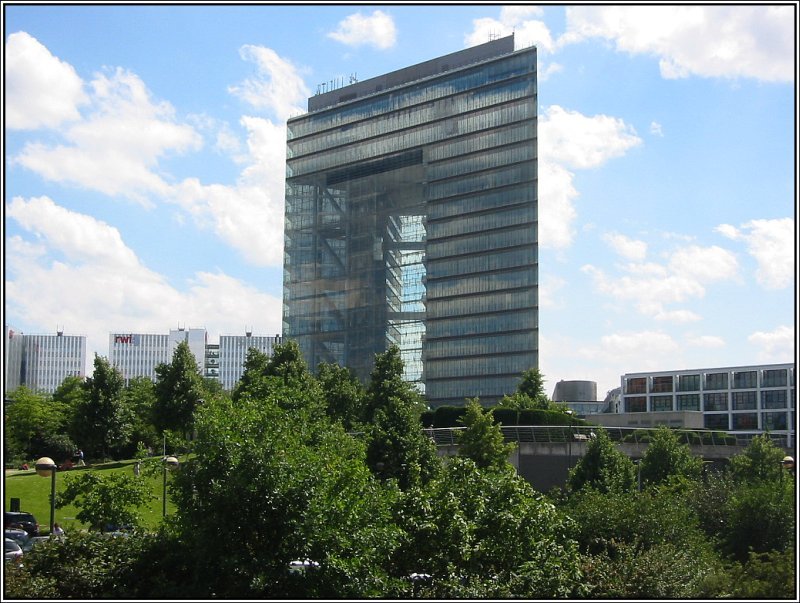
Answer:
[{"xmin": 421, "ymin": 406, "xmax": 585, "ymax": 429}]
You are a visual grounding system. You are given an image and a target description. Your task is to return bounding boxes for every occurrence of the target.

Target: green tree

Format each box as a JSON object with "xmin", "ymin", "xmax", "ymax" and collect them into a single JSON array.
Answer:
[
  {"xmin": 364, "ymin": 347, "xmax": 440, "ymax": 490},
  {"xmin": 366, "ymin": 396, "xmax": 441, "ymax": 490},
  {"xmin": 231, "ymin": 347, "xmax": 271, "ymax": 403},
  {"xmin": 567, "ymin": 427, "xmax": 636, "ymax": 493},
  {"xmin": 56, "ymin": 471, "xmax": 154, "ymax": 531},
  {"xmin": 122, "ymin": 376, "xmax": 160, "ymax": 455},
  {"xmin": 153, "ymin": 341, "xmax": 205, "ymax": 435},
  {"xmin": 363, "ymin": 345, "xmax": 426, "ymax": 423},
  {"xmin": 5, "ymin": 386, "xmax": 66, "ymax": 459},
  {"xmin": 390, "ymin": 457, "xmax": 585, "ymax": 598},
  {"xmin": 317, "ymin": 362, "xmax": 366, "ymax": 431},
  {"xmin": 638, "ymin": 426, "xmax": 702, "ymax": 487},
  {"xmin": 265, "ymin": 339, "xmax": 312, "ymax": 385},
  {"xmin": 728, "ymin": 433, "xmax": 787, "ymax": 484},
  {"xmin": 498, "ymin": 368, "xmax": 560, "ymax": 411},
  {"xmin": 73, "ymin": 355, "xmax": 129, "ymax": 459},
  {"xmin": 456, "ymin": 398, "xmax": 515, "ymax": 471},
  {"xmin": 722, "ymin": 478, "xmax": 795, "ymax": 561},
  {"xmin": 726, "ymin": 547, "xmax": 796, "ymax": 599},
  {"xmin": 169, "ymin": 392, "xmax": 401, "ymax": 598}
]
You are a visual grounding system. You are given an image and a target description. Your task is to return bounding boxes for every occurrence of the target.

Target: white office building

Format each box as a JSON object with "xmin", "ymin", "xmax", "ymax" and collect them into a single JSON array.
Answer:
[
  {"xmin": 620, "ymin": 363, "xmax": 795, "ymax": 446},
  {"xmin": 109, "ymin": 328, "xmax": 207, "ymax": 382},
  {"xmin": 218, "ymin": 332, "xmax": 282, "ymax": 391},
  {"xmin": 3, "ymin": 327, "xmax": 87, "ymax": 394},
  {"xmin": 108, "ymin": 327, "xmax": 280, "ymax": 391}
]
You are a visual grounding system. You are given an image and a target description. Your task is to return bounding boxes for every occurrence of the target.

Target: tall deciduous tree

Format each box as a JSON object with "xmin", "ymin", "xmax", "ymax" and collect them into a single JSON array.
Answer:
[
  {"xmin": 5, "ymin": 386, "xmax": 67, "ymax": 458},
  {"xmin": 498, "ymin": 368, "xmax": 557, "ymax": 411},
  {"xmin": 153, "ymin": 341, "xmax": 205, "ymax": 435},
  {"xmin": 364, "ymin": 347, "xmax": 439, "ymax": 489},
  {"xmin": 728, "ymin": 433, "xmax": 787, "ymax": 484},
  {"xmin": 57, "ymin": 471, "xmax": 154, "ymax": 531},
  {"xmin": 363, "ymin": 345, "xmax": 426, "ymax": 423},
  {"xmin": 457, "ymin": 398, "xmax": 515, "ymax": 471},
  {"xmin": 567, "ymin": 428, "xmax": 636, "ymax": 493},
  {"xmin": 74, "ymin": 355, "xmax": 129, "ymax": 459},
  {"xmin": 317, "ymin": 362, "xmax": 365, "ymax": 431},
  {"xmin": 638, "ymin": 426, "xmax": 702, "ymax": 487}
]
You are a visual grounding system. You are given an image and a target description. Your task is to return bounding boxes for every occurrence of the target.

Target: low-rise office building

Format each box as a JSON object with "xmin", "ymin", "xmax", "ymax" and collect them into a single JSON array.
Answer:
[
  {"xmin": 4, "ymin": 326, "xmax": 86, "ymax": 394},
  {"xmin": 620, "ymin": 363, "xmax": 795, "ymax": 446}
]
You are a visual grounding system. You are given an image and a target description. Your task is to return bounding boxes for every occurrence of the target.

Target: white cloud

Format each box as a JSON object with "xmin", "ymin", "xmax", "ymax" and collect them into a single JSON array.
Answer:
[
  {"xmin": 716, "ymin": 218, "xmax": 794, "ymax": 289},
  {"xmin": 538, "ymin": 273, "xmax": 566, "ymax": 309},
  {"xmin": 582, "ymin": 242, "xmax": 740, "ymax": 322},
  {"xmin": 576, "ymin": 330, "xmax": 682, "ymax": 379},
  {"xmin": 327, "ymin": 10, "xmax": 397, "ymax": 49},
  {"xmin": 5, "ymin": 31, "xmax": 88, "ymax": 130},
  {"xmin": 538, "ymin": 106, "xmax": 641, "ymax": 250},
  {"xmin": 6, "ymin": 196, "xmax": 139, "ymax": 269},
  {"xmin": 539, "ymin": 105, "xmax": 642, "ymax": 170},
  {"xmin": 668, "ymin": 245, "xmax": 739, "ymax": 284},
  {"xmin": 538, "ymin": 62, "xmax": 563, "ymax": 81},
  {"xmin": 603, "ymin": 232, "xmax": 647, "ymax": 261},
  {"xmin": 649, "ymin": 121, "xmax": 663, "ymax": 136},
  {"xmin": 228, "ymin": 45, "xmax": 310, "ymax": 122},
  {"xmin": 747, "ymin": 325, "xmax": 795, "ymax": 363},
  {"xmin": 5, "ymin": 197, "xmax": 282, "ymax": 364},
  {"xmin": 561, "ymin": 5, "xmax": 794, "ymax": 82},
  {"xmin": 538, "ymin": 160, "xmax": 578, "ymax": 250},
  {"xmin": 466, "ymin": 6, "xmax": 554, "ymax": 52},
  {"xmin": 173, "ymin": 116, "xmax": 286, "ymax": 266},
  {"xmin": 14, "ymin": 67, "xmax": 202, "ymax": 205},
  {"xmin": 687, "ymin": 335, "xmax": 726, "ymax": 348}
]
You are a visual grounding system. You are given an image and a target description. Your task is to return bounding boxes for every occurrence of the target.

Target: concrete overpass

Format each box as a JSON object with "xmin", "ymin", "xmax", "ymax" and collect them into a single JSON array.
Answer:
[{"xmin": 424, "ymin": 425, "xmax": 788, "ymax": 492}]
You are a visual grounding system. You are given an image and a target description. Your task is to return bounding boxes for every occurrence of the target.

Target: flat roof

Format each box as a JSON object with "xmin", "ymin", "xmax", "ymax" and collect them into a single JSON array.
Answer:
[{"xmin": 305, "ymin": 34, "xmax": 517, "ymax": 113}]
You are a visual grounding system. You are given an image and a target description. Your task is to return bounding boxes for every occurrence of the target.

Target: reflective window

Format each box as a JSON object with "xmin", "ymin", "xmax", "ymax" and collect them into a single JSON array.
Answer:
[
  {"xmin": 732, "ymin": 391, "xmax": 757, "ymax": 410},
  {"xmin": 677, "ymin": 394, "xmax": 700, "ymax": 411},
  {"xmin": 761, "ymin": 390, "xmax": 787, "ymax": 409},
  {"xmin": 704, "ymin": 393, "xmax": 729, "ymax": 411},
  {"xmin": 651, "ymin": 376, "xmax": 673, "ymax": 393},
  {"xmin": 626, "ymin": 396, "xmax": 646, "ymax": 412},
  {"xmin": 625, "ymin": 378, "xmax": 646, "ymax": 394},
  {"xmin": 762, "ymin": 369, "xmax": 788, "ymax": 388},
  {"xmin": 733, "ymin": 370, "xmax": 757, "ymax": 389},
  {"xmin": 704, "ymin": 414, "xmax": 729, "ymax": 430},
  {"xmin": 732, "ymin": 413, "xmax": 758, "ymax": 430},
  {"xmin": 677, "ymin": 374, "xmax": 700, "ymax": 392},
  {"xmin": 763, "ymin": 411, "xmax": 787, "ymax": 430},
  {"xmin": 704, "ymin": 372, "xmax": 728, "ymax": 390},
  {"xmin": 652, "ymin": 395, "xmax": 673, "ymax": 412}
]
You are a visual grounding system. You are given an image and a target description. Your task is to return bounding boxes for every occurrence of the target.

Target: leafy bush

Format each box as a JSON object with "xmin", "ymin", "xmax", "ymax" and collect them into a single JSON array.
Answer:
[
  {"xmin": 433, "ymin": 405, "xmax": 467, "ymax": 428},
  {"xmin": 489, "ymin": 407, "xmax": 517, "ymax": 426}
]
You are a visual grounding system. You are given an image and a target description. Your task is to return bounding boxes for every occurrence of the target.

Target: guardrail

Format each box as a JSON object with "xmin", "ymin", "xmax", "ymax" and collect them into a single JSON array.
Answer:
[{"xmin": 422, "ymin": 426, "xmax": 782, "ymax": 448}]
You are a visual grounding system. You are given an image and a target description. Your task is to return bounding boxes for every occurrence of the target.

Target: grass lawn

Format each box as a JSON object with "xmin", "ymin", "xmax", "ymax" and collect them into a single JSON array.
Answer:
[{"xmin": 4, "ymin": 457, "xmax": 180, "ymax": 535}]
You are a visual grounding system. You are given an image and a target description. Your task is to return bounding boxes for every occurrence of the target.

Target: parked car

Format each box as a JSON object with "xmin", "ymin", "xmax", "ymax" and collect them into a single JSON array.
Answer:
[
  {"xmin": 4, "ymin": 511, "xmax": 39, "ymax": 537},
  {"xmin": 4, "ymin": 538, "xmax": 23, "ymax": 565},
  {"xmin": 4, "ymin": 528, "xmax": 31, "ymax": 551}
]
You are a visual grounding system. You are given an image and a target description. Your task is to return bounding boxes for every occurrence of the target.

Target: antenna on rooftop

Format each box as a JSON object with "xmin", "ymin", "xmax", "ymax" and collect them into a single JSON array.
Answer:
[{"xmin": 488, "ymin": 30, "xmax": 500, "ymax": 42}]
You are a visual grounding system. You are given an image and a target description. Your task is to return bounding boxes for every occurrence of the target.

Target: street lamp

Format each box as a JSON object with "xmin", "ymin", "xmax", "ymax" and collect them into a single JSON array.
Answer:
[
  {"xmin": 162, "ymin": 456, "xmax": 179, "ymax": 517},
  {"xmin": 565, "ymin": 409, "xmax": 574, "ymax": 470},
  {"xmin": 780, "ymin": 455, "xmax": 794, "ymax": 484},
  {"xmin": 35, "ymin": 457, "xmax": 57, "ymax": 534}
]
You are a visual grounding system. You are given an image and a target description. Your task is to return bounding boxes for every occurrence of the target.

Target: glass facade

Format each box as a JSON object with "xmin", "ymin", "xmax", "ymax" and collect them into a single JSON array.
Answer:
[
  {"xmin": 620, "ymin": 364, "xmax": 795, "ymax": 444},
  {"xmin": 284, "ymin": 36, "xmax": 537, "ymax": 405}
]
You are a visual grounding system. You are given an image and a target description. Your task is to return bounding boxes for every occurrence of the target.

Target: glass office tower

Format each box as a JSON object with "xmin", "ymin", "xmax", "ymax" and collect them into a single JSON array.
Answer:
[{"xmin": 284, "ymin": 35, "xmax": 537, "ymax": 406}]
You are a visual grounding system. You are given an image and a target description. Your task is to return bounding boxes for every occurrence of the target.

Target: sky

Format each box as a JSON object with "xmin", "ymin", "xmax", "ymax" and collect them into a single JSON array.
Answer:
[{"xmin": 2, "ymin": 2, "xmax": 797, "ymax": 398}]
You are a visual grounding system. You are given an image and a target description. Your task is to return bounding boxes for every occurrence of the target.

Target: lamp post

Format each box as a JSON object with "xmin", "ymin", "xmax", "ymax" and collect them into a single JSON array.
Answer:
[
  {"xmin": 780, "ymin": 455, "xmax": 794, "ymax": 485},
  {"xmin": 162, "ymin": 456, "xmax": 179, "ymax": 517},
  {"xmin": 35, "ymin": 457, "xmax": 57, "ymax": 534},
  {"xmin": 565, "ymin": 409, "xmax": 574, "ymax": 470}
]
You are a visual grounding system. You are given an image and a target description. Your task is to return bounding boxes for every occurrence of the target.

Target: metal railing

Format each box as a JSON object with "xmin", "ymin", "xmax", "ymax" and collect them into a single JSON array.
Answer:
[{"xmin": 422, "ymin": 425, "xmax": 771, "ymax": 448}]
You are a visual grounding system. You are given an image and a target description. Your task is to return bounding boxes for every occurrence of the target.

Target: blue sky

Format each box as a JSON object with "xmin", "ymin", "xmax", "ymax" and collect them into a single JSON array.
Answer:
[{"xmin": 3, "ymin": 3, "xmax": 796, "ymax": 397}]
